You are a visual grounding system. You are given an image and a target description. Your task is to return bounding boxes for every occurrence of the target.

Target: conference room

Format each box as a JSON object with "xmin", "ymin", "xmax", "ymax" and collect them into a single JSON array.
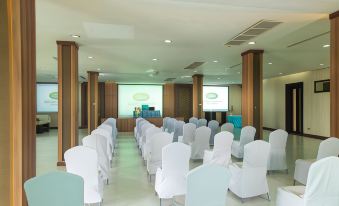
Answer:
[{"xmin": 1, "ymin": 0, "xmax": 339, "ymax": 206}]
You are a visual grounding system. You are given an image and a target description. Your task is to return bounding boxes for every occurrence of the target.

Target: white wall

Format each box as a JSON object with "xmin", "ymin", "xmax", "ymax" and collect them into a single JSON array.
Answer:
[{"xmin": 263, "ymin": 68, "xmax": 330, "ymax": 137}]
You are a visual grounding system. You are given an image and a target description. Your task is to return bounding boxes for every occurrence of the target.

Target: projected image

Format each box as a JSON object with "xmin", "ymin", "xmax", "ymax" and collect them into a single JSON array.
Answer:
[
  {"xmin": 118, "ymin": 85, "xmax": 163, "ymax": 117},
  {"xmin": 37, "ymin": 84, "xmax": 58, "ymax": 112},
  {"xmin": 203, "ymin": 86, "xmax": 229, "ymax": 112}
]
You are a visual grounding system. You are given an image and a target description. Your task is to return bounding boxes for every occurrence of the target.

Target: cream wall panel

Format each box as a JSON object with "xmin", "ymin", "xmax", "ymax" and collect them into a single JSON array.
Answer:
[{"xmin": 229, "ymin": 85, "xmax": 242, "ymax": 115}]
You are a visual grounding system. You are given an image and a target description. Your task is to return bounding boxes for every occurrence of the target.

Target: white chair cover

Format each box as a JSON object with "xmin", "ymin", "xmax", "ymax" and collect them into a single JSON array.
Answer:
[
  {"xmin": 162, "ymin": 117, "xmax": 170, "ymax": 132},
  {"xmin": 268, "ymin": 129, "xmax": 288, "ymax": 171},
  {"xmin": 167, "ymin": 118, "xmax": 176, "ymax": 134},
  {"xmin": 229, "ymin": 140, "xmax": 270, "ymax": 199},
  {"xmin": 294, "ymin": 137, "xmax": 339, "ymax": 185},
  {"xmin": 155, "ymin": 142, "xmax": 191, "ymax": 199},
  {"xmin": 191, "ymin": 126, "xmax": 211, "ymax": 160},
  {"xmin": 198, "ymin": 119, "xmax": 207, "ymax": 127},
  {"xmin": 177, "ymin": 164, "xmax": 232, "ymax": 206},
  {"xmin": 103, "ymin": 118, "xmax": 118, "ymax": 146},
  {"xmin": 91, "ymin": 128, "xmax": 113, "ymax": 161},
  {"xmin": 147, "ymin": 132, "xmax": 173, "ymax": 175},
  {"xmin": 178, "ymin": 123, "xmax": 196, "ymax": 145},
  {"xmin": 139, "ymin": 123, "xmax": 154, "ymax": 150},
  {"xmin": 208, "ymin": 120, "xmax": 219, "ymax": 145},
  {"xmin": 82, "ymin": 134, "xmax": 110, "ymax": 182},
  {"xmin": 137, "ymin": 120, "xmax": 148, "ymax": 145},
  {"xmin": 64, "ymin": 146, "xmax": 103, "ymax": 204},
  {"xmin": 173, "ymin": 121, "xmax": 185, "ymax": 142},
  {"xmin": 203, "ymin": 131, "xmax": 234, "ymax": 166},
  {"xmin": 98, "ymin": 124, "xmax": 115, "ymax": 147},
  {"xmin": 189, "ymin": 117, "xmax": 198, "ymax": 127},
  {"xmin": 231, "ymin": 126, "xmax": 256, "ymax": 158},
  {"xmin": 143, "ymin": 126, "xmax": 162, "ymax": 160},
  {"xmin": 221, "ymin": 123, "xmax": 234, "ymax": 133},
  {"xmin": 276, "ymin": 157, "xmax": 339, "ymax": 206},
  {"xmin": 134, "ymin": 117, "xmax": 143, "ymax": 138}
]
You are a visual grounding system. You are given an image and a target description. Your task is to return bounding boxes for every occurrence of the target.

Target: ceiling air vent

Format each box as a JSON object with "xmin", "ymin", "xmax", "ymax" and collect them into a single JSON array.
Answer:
[
  {"xmin": 164, "ymin": 77, "xmax": 176, "ymax": 82},
  {"xmin": 225, "ymin": 20, "xmax": 282, "ymax": 46},
  {"xmin": 184, "ymin": 62, "xmax": 205, "ymax": 70}
]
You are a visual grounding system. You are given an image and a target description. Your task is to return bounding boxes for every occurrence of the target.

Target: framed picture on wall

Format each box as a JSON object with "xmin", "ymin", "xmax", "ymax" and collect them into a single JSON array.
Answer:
[{"xmin": 314, "ymin": 79, "xmax": 330, "ymax": 93}]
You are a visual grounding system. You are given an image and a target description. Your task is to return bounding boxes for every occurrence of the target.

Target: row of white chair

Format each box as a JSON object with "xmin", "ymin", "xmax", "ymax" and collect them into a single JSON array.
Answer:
[{"xmin": 64, "ymin": 118, "xmax": 118, "ymax": 205}]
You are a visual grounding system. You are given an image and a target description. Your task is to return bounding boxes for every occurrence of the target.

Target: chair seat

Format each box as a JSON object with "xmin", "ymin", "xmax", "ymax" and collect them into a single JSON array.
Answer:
[
  {"xmin": 276, "ymin": 186, "xmax": 305, "ymax": 206},
  {"xmin": 294, "ymin": 159, "xmax": 316, "ymax": 185},
  {"xmin": 231, "ymin": 141, "xmax": 242, "ymax": 158}
]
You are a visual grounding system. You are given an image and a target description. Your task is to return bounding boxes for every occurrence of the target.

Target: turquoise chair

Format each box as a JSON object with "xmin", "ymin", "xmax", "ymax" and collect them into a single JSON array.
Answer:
[{"xmin": 24, "ymin": 171, "xmax": 84, "ymax": 206}]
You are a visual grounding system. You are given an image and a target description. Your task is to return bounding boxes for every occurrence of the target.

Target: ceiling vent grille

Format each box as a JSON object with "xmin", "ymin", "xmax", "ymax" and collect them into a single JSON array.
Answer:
[
  {"xmin": 225, "ymin": 20, "xmax": 282, "ymax": 46},
  {"xmin": 164, "ymin": 77, "xmax": 176, "ymax": 82},
  {"xmin": 184, "ymin": 62, "xmax": 205, "ymax": 70}
]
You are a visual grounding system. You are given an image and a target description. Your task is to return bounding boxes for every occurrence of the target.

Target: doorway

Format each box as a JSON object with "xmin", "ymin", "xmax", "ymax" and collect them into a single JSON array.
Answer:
[{"xmin": 285, "ymin": 82, "xmax": 304, "ymax": 134}]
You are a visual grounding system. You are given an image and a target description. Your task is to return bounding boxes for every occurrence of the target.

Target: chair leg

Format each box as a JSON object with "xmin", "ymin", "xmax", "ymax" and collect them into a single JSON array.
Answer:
[
  {"xmin": 286, "ymin": 169, "xmax": 289, "ymax": 174},
  {"xmin": 160, "ymin": 198, "xmax": 162, "ymax": 206},
  {"xmin": 241, "ymin": 198, "xmax": 245, "ymax": 203},
  {"xmin": 293, "ymin": 180, "xmax": 296, "ymax": 185},
  {"xmin": 266, "ymin": 193, "xmax": 271, "ymax": 201}
]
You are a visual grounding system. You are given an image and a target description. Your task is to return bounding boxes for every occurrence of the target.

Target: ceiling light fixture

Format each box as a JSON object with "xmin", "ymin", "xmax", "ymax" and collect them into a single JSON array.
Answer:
[
  {"xmin": 217, "ymin": 77, "xmax": 221, "ymax": 80},
  {"xmin": 320, "ymin": 63, "xmax": 324, "ymax": 66},
  {"xmin": 152, "ymin": 58, "xmax": 158, "ymax": 61},
  {"xmin": 279, "ymin": 72, "xmax": 283, "ymax": 75},
  {"xmin": 248, "ymin": 41, "xmax": 256, "ymax": 45},
  {"xmin": 194, "ymin": 70, "xmax": 198, "ymax": 73},
  {"xmin": 164, "ymin": 39, "xmax": 172, "ymax": 43},
  {"xmin": 213, "ymin": 60, "xmax": 218, "ymax": 63},
  {"xmin": 88, "ymin": 56, "xmax": 94, "ymax": 59},
  {"xmin": 323, "ymin": 44, "xmax": 330, "ymax": 48},
  {"xmin": 71, "ymin": 34, "xmax": 80, "ymax": 38},
  {"xmin": 268, "ymin": 62, "xmax": 273, "ymax": 65}
]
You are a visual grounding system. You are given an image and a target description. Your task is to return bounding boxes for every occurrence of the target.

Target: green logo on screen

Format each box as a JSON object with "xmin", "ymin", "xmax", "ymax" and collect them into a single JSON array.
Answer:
[
  {"xmin": 206, "ymin": 92, "xmax": 218, "ymax": 99},
  {"xmin": 49, "ymin": 92, "xmax": 58, "ymax": 100},
  {"xmin": 133, "ymin": 93, "xmax": 150, "ymax": 101}
]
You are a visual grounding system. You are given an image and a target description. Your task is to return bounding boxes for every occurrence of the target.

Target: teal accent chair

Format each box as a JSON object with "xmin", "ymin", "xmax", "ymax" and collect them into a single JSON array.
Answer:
[{"xmin": 24, "ymin": 171, "xmax": 84, "ymax": 206}]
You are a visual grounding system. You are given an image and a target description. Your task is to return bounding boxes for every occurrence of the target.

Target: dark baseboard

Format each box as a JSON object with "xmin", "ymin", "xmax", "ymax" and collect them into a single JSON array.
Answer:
[
  {"xmin": 263, "ymin": 127, "xmax": 328, "ymax": 140},
  {"xmin": 49, "ymin": 126, "xmax": 88, "ymax": 129}
]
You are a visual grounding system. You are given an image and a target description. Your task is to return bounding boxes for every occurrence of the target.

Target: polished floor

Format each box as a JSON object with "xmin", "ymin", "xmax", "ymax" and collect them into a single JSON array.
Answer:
[{"xmin": 36, "ymin": 129, "xmax": 321, "ymax": 206}]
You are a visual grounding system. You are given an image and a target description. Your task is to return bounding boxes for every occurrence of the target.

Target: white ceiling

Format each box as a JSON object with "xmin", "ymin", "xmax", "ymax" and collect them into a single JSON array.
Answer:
[{"xmin": 36, "ymin": 0, "xmax": 339, "ymax": 84}]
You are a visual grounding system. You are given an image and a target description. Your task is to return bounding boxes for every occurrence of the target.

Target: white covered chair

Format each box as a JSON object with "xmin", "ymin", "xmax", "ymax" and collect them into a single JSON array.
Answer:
[
  {"xmin": 231, "ymin": 126, "xmax": 256, "ymax": 158},
  {"xmin": 190, "ymin": 126, "xmax": 211, "ymax": 160},
  {"xmin": 189, "ymin": 117, "xmax": 198, "ymax": 127},
  {"xmin": 139, "ymin": 123, "xmax": 154, "ymax": 150},
  {"xmin": 147, "ymin": 132, "xmax": 174, "ymax": 176},
  {"xmin": 173, "ymin": 120, "xmax": 185, "ymax": 142},
  {"xmin": 143, "ymin": 126, "xmax": 162, "ymax": 160},
  {"xmin": 162, "ymin": 117, "xmax": 170, "ymax": 132},
  {"xmin": 221, "ymin": 122, "xmax": 234, "ymax": 133},
  {"xmin": 203, "ymin": 131, "xmax": 234, "ymax": 166},
  {"xmin": 276, "ymin": 156, "xmax": 339, "ymax": 206},
  {"xmin": 229, "ymin": 140, "xmax": 271, "ymax": 201},
  {"xmin": 208, "ymin": 120, "xmax": 219, "ymax": 145},
  {"xmin": 98, "ymin": 124, "xmax": 115, "ymax": 147},
  {"xmin": 173, "ymin": 164, "xmax": 232, "ymax": 206},
  {"xmin": 197, "ymin": 118, "xmax": 207, "ymax": 127},
  {"xmin": 91, "ymin": 128, "xmax": 113, "ymax": 161},
  {"xmin": 294, "ymin": 137, "xmax": 339, "ymax": 185},
  {"xmin": 178, "ymin": 123, "xmax": 196, "ymax": 145},
  {"xmin": 82, "ymin": 134, "xmax": 110, "ymax": 183},
  {"xmin": 267, "ymin": 129, "xmax": 288, "ymax": 171},
  {"xmin": 137, "ymin": 120, "xmax": 148, "ymax": 146},
  {"xmin": 155, "ymin": 142, "xmax": 191, "ymax": 200},
  {"xmin": 134, "ymin": 117, "xmax": 143, "ymax": 138},
  {"xmin": 103, "ymin": 118, "xmax": 118, "ymax": 146},
  {"xmin": 64, "ymin": 146, "xmax": 103, "ymax": 205},
  {"xmin": 167, "ymin": 118, "xmax": 176, "ymax": 134}
]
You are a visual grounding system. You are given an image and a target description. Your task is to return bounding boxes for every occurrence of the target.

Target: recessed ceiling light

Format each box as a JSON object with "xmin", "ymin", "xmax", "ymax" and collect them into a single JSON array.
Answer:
[
  {"xmin": 248, "ymin": 41, "xmax": 256, "ymax": 45},
  {"xmin": 88, "ymin": 56, "xmax": 94, "ymax": 59},
  {"xmin": 217, "ymin": 77, "xmax": 221, "ymax": 80},
  {"xmin": 97, "ymin": 68, "xmax": 101, "ymax": 71},
  {"xmin": 71, "ymin": 34, "xmax": 80, "ymax": 38},
  {"xmin": 193, "ymin": 70, "xmax": 198, "ymax": 73},
  {"xmin": 279, "ymin": 72, "xmax": 283, "ymax": 75},
  {"xmin": 152, "ymin": 58, "xmax": 158, "ymax": 61},
  {"xmin": 320, "ymin": 63, "xmax": 324, "ymax": 66},
  {"xmin": 323, "ymin": 44, "xmax": 330, "ymax": 48},
  {"xmin": 268, "ymin": 62, "xmax": 273, "ymax": 65},
  {"xmin": 237, "ymin": 72, "xmax": 241, "ymax": 74},
  {"xmin": 213, "ymin": 60, "xmax": 218, "ymax": 63},
  {"xmin": 164, "ymin": 39, "xmax": 172, "ymax": 43},
  {"xmin": 181, "ymin": 75, "xmax": 191, "ymax": 78}
]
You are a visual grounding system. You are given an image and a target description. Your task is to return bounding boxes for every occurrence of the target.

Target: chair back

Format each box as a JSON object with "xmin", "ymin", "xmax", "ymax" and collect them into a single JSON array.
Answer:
[
  {"xmin": 141, "ymin": 123, "xmax": 155, "ymax": 144},
  {"xmin": 149, "ymin": 132, "xmax": 173, "ymax": 162},
  {"xmin": 208, "ymin": 120, "xmax": 219, "ymax": 145},
  {"xmin": 304, "ymin": 157, "xmax": 339, "ymax": 206},
  {"xmin": 194, "ymin": 126, "xmax": 211, "ymax": 146},
  {"xmin": 24, "ymin": 171, "xmax": 84, "ymax": 206},
  {"xmin": 189, "ymin": 117, "xmax": 199, "ymax": 126},
  {"xmin": 268, "ymin": 129, "xmax": 288, "ymax": 149},
  {"xmin": 167, "ymin": 118, "xmax": 177, "ymax": 133},
  {"xmin": 221, "ymin": 123, "xmax": 234, "ymax": 133},
  {"xmin": 98, "ymin": 124, "xmax": 113, "ymax": 135},
  {"xmin": 317, "ymin": 137, "xmax": 339, "ymax": 160},
  {"xmin": 162, "ymin": 142, "xmax": 191, "ymax": 178},
  {"xmin": 173, "ymin": 120, "xmax": 185, "ymax": 142},
  {"xmin": 239, "ymin": 126, "xmax": 256, "ymax": 147},
  {"xmin": 91, "ymin": 128, "xmax": 113, "ymax": 155},
  {"xmin": 163, "ymin": 117, "xmax": 170, "ymax": 131},
  {"xmin": 185, "ymin": 164, "xmax": 231, "ymax": 206},
  {"xmin": 182, "ymin": 123, "xmax": 196, "ymax": 144},
  {"xmin": 198, "ymin": 119, "xmax": 207, "ymax": 127},
  {"xmin": 211, "ymin": 131, "xmax": 234, "ymax": 166},
  {"xmin": 243, "ymin": 140, "xmax": 270, "ymax": 168}
]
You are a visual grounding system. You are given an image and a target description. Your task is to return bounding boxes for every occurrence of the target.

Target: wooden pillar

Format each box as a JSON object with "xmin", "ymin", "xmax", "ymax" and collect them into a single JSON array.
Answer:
[
  {"xmin": 88, "ymin": 72, "xmax": 99, "ymax": 133},
  {"xmin": 81, "ymin": 82, "xmax": 88, "ymax": 128},
  {"xmin": 104, "ymin": 82, "xmax": 118, "ymax": 118},
  {"xmin": 192, "ymin": 74, "xmax": 203, "ymax": 118},
  {"xmin": 57, "ymin": 41, "xmax": 79, "ymax": 166},
  {"xmin": 0, "ymin": 0, "xmax": 36, "ymax": 205},
  {"xmin": 241, "ymin": 50, "xmax": 264, "ymax": 139},
  {"xmin": 163, "ymin": 83, "xmax": 176, "ymax": 117},
  {"xmin": 330, "ymin": 11, "xmax": 339, "ymax": 137}
]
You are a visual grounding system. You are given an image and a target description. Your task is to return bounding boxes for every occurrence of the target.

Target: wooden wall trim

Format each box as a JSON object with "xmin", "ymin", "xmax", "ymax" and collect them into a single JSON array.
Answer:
[
  {"xmin": 192, "ymin": 75, "xmax": 203, "ymax": 118},
  {"xmin": 330, "ymin": 10, "xmax": 339, "ymax": 20},
  {"xmin": 163, "ymin": 83, "xmax": 175, "ymax": 117},
  {"xmin": 104, "ymin": 82, "xmax": 118, "ymax": 118},
  {"xmin": 87, "ymin": 72, "xmax": 99, "ymax": 133}
]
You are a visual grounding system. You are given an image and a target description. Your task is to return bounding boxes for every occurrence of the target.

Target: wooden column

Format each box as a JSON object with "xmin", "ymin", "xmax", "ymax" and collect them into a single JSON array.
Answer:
[
  {"xmin": 163, "ymin": 83, "xmax": 176, "ymax": 117},
  {"xmin": 1, "ymin": 0, "xmax": 36, "ymax": 205},
  {"xmin": 241, "ymin": 50, "xmax": 263, "ymax": 139},
  {"xmin": 192, "ymin": 74, "xmax": 203, "ymax": 118},
  {"xmin": 330, "ymin": 11, "xmax": 339, "ymax": 138},
  {"xmin": 88, "ymin": 72, "xmax": 99, "ymax": 133},
  {"xmin": 104, "ymin": 82, "xmax": 118, "ymax": 118},
  {"xmin": 57, "ymin": 41, "xmax": 79, "ymax": 166}
]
